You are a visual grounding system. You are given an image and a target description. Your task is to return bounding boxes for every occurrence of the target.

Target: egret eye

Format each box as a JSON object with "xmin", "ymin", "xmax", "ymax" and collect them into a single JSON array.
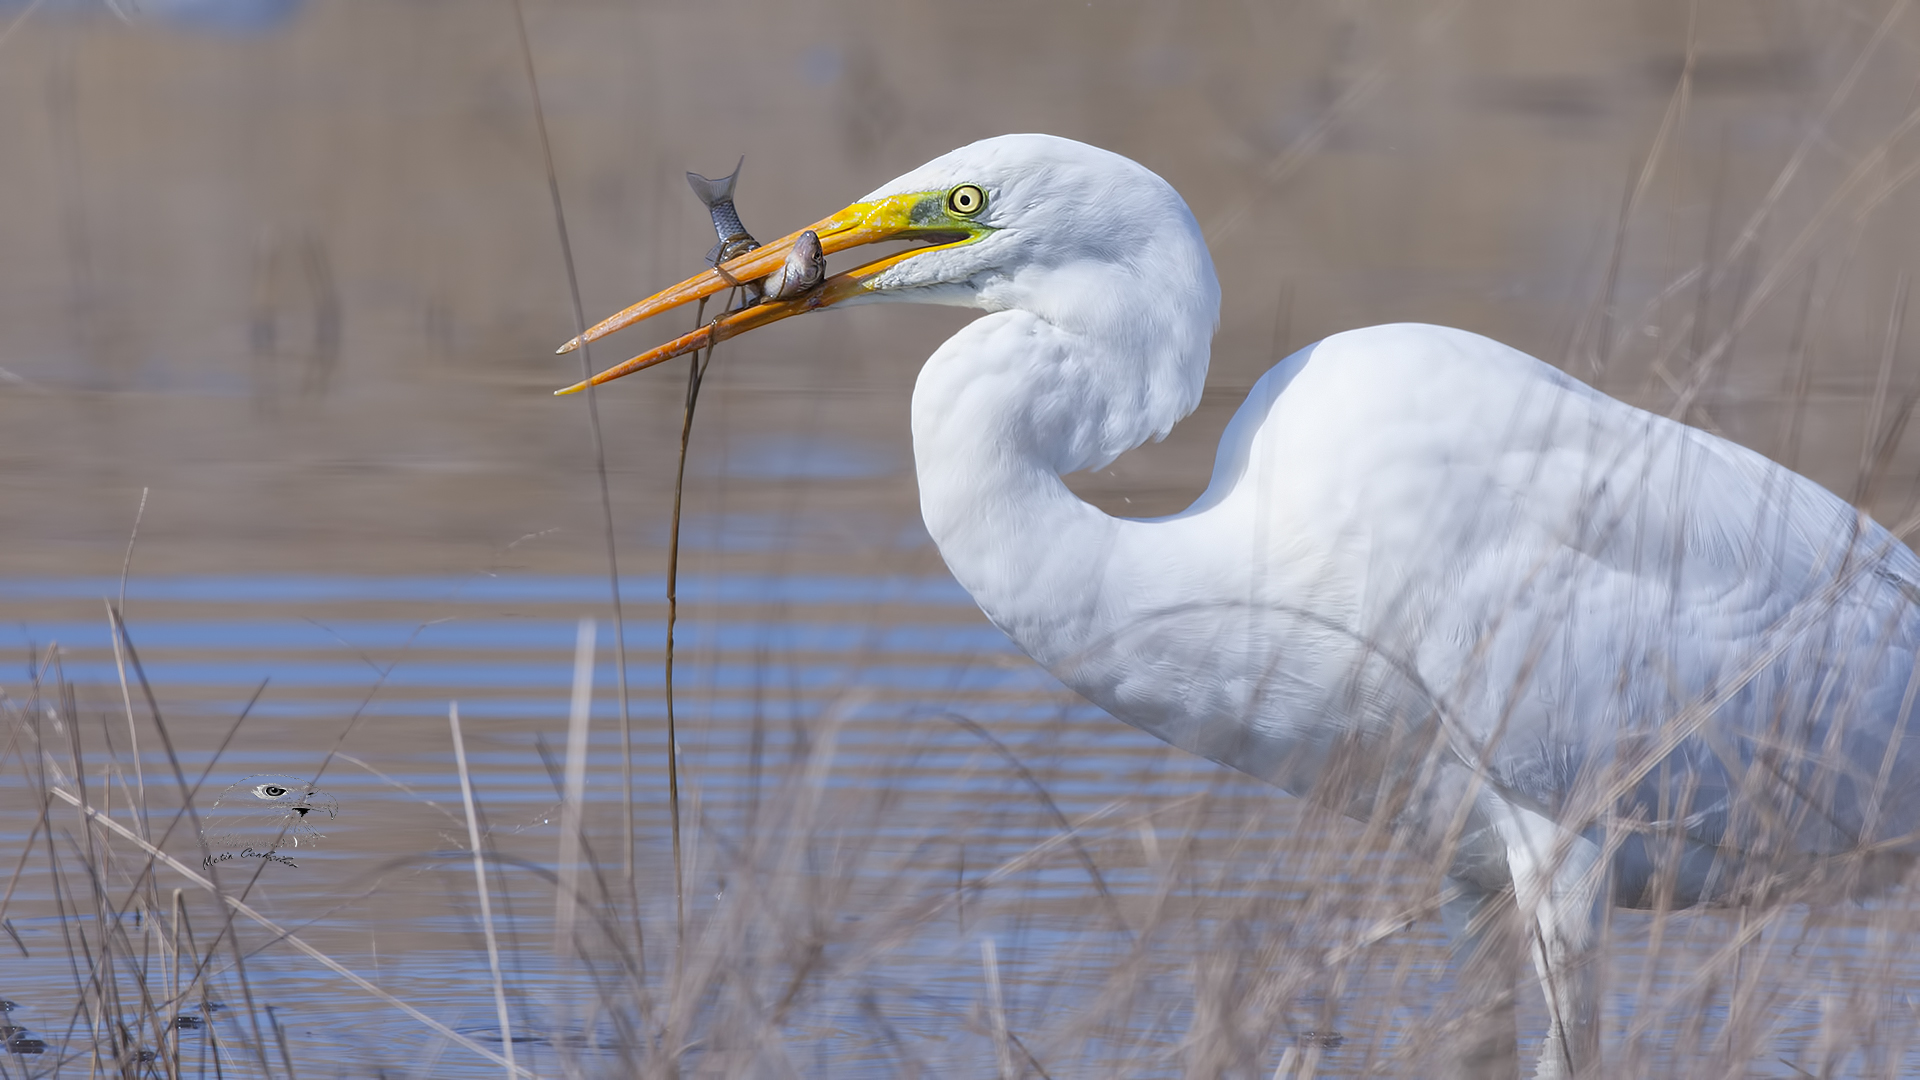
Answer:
[
  {"xmin": 261, "ymin": 786, "xmax": 287, "ymax": 798},
  {"xmin": 946, "ymin": 184, "xmax": 986, "ymax": 217}
]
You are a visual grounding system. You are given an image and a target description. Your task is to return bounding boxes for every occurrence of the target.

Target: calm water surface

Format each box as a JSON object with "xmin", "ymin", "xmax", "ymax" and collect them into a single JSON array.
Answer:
[
  {"xmin": 4, "ymin": 573, "xmax": 1915, "ymax": 1076},
  {"xmin": 0, "ymin": 571, "xmax": 1300, "ymax": 1075}
]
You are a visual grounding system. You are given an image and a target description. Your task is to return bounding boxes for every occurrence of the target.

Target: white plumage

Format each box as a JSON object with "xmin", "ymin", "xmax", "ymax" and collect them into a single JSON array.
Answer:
[{"xmin": 564, "ymin": 134, "xmax": 1920, "ymax": 1077}]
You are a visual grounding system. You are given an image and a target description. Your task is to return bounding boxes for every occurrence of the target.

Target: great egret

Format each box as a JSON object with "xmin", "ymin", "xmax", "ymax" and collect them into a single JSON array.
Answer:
[{"xmin": 555, "ymin": 135, "xmax": 1920, "ymax": 1077}]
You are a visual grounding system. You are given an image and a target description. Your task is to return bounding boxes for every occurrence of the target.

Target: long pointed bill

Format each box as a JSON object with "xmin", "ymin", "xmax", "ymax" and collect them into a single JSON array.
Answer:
[
  {"xmin": 553, "ymin": 238, "xmax": 955, "ymax": 395},
  {"xmin": 552, "ymin": 188, "xmax": 987, "ymax": 394}
]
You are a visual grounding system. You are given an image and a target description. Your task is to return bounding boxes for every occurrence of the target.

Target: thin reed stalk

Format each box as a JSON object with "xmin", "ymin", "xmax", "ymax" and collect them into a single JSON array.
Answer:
[
  {"xmin": 114, "ymin": 487, "xmax": 150, "ymax": 845},
  {"xmin": 450, "ymin": 702, "xmax": 518, "ymax": 1079},
  {"xmin": 168, "ymin": 887, "xmax": 183, "ymax": 1079},
  {"xmin": 555, "ymin": 617, "xmax": 594, "ymax": 958},
  {"xmin": 981, "ymin": 935, "xmax": 1013, "ymax": 1079},
  {"xmin": 266, "ymin": 1004, "xmax": 298, "ymax": 1080},
  {"xmin": 662, "ymin": 293, "xmax": 726, "ymax": 940},
  {"xmin": 507, "ymin": 0, "xmax": 641, "ymax": 916}
]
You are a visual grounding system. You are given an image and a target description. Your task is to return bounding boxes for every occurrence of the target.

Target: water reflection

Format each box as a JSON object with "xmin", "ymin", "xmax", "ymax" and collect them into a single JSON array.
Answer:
[{"xmin": 717, "ymin": 435, "xmax": 899, "ymax": 481}]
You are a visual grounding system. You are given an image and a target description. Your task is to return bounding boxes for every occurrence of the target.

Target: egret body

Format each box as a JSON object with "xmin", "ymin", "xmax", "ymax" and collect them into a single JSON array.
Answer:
[{"xmin": 557, "ymin": 135, "xmax": 1920, "ymax": 1077}]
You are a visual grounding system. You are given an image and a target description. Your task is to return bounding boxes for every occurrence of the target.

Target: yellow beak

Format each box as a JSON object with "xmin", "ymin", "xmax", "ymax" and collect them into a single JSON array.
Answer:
[{"xmin": 553, "ymin": 190, "xmax": 981, "ymax": 395}]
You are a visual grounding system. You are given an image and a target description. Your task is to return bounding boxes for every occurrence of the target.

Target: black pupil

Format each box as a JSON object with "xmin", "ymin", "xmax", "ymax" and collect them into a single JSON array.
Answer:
[
  {"xmin": 954, "ymin": 188, "xmax": 978, "ymax": 211},
  {"xmin": 264, "ymin": 787, "xmax": 285, "ymax": 797}
]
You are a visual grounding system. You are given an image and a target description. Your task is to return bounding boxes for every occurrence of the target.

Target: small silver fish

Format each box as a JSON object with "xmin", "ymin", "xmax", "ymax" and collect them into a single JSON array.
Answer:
[
  {"xmin": 761, "ymin": 229, "xmax": 826, "ymax": 301},
  {"xmin": 686, "ymin": 158, "xmax": 760, "ymax": 267}
]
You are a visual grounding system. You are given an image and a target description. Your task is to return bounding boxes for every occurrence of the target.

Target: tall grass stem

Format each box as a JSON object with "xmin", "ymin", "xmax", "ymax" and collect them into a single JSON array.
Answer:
[
  {"xmin": 114, "ymin": 489, "xmax": 151, "ymax": 842},
  {"xmin": 556, "ymin": 618, "xmax": 595, "ymax": 957},
  {"xmin": 662, "ymin": 294, "xmax": 723, "ymax": 940},
  {"xmin": 450, "ymin": 702, "xmax": 518, "ymax": 1079},
  {"xmin": 507, "ymin": 0, "xmax": 640, "ymax": 911}
]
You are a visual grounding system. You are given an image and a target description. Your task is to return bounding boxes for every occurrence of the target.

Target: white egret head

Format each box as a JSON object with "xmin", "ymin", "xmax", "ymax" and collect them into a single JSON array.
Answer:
[
  {"xmin": 555, "ymin": 135, "xmax": 1220, "ymax": 449},
  {"xmin": 848, "ymin": 136, "xmax": 1218, "ymax": 322}
]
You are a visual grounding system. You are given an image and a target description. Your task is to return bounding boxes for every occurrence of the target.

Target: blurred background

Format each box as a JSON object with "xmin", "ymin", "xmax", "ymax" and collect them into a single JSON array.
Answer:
[
  {"xmin": 4, "ymin": 0, "xmax": 1916, "ymax": 577},
  {"xmin": 4, "ymin": 0, "xmax": 1920, "ymax": 1076}
]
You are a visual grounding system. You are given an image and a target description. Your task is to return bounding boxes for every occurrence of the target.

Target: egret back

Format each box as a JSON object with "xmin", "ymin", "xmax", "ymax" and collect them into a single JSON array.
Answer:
[
  {"xmin": 1183, "ymin": 324, "xmax": 1920, "ymax": 897},
  {"xmin": 920, "ymin": 321, "xmax": 1920, "ymax": 905}
]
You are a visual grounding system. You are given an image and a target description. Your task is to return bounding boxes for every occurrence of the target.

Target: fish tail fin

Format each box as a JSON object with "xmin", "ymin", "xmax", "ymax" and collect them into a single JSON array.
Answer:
[{"xmin": 686, "ymin": 156, "xmax": 745, "ymax": 207}]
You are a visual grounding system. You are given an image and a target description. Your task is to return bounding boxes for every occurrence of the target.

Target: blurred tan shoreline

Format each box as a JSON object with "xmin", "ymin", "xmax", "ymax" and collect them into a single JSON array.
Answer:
[{"xmin": 1, "ymin": 0, "xmax": 1916, "ymax": 582}]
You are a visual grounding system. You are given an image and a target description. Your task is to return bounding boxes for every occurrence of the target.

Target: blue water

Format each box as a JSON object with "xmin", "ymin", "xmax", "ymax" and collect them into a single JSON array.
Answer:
[
  {"xmin": 0, "ymin": 572, "xmax": 1239, "ymax": 1077},
  {"xmin": 717, "ymin": 435, "xmax": 899, "ymax": 481},
  {"xmin": 0, "ymin": 573, "xmax": 971, "ymax": 605},
  {"xmin": 1, "ymin": 574, "xmax": 1911, "ymax": 1078}
]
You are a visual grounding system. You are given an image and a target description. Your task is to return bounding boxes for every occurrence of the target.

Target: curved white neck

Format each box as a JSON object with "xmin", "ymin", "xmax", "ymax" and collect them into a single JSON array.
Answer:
[{"xmin": 909, "ymin": 311, "xmax": 1148, "ymax": 668}]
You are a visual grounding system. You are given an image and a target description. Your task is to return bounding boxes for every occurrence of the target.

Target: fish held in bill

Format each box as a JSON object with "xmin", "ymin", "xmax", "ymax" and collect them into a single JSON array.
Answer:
[
  {"xmin": 761, "ymin": 229, "xmax": 825, "ymax": 300},
  {"xmin": 687, "ymin": 159, "xmax": 824, "ymax": 305},
  {"xmin": 686, "ymin": 157, "xmax": 760, "ymax": 267}
]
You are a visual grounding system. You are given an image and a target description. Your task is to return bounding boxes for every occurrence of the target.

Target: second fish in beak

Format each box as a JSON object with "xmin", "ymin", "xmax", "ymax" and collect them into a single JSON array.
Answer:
[
  {"xmin": 687, "ymin": 162, "xmax": 822, "ymax": 305},
  {"xmin": 759, "ymin": 230, "xmax": 825, "ymax": 301}
]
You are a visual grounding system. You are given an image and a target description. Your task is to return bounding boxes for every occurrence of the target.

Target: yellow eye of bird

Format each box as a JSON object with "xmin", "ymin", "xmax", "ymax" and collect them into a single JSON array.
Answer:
[{"xmin": 946, "ymin": 184, "xmax": 985, "ymax": 217}]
